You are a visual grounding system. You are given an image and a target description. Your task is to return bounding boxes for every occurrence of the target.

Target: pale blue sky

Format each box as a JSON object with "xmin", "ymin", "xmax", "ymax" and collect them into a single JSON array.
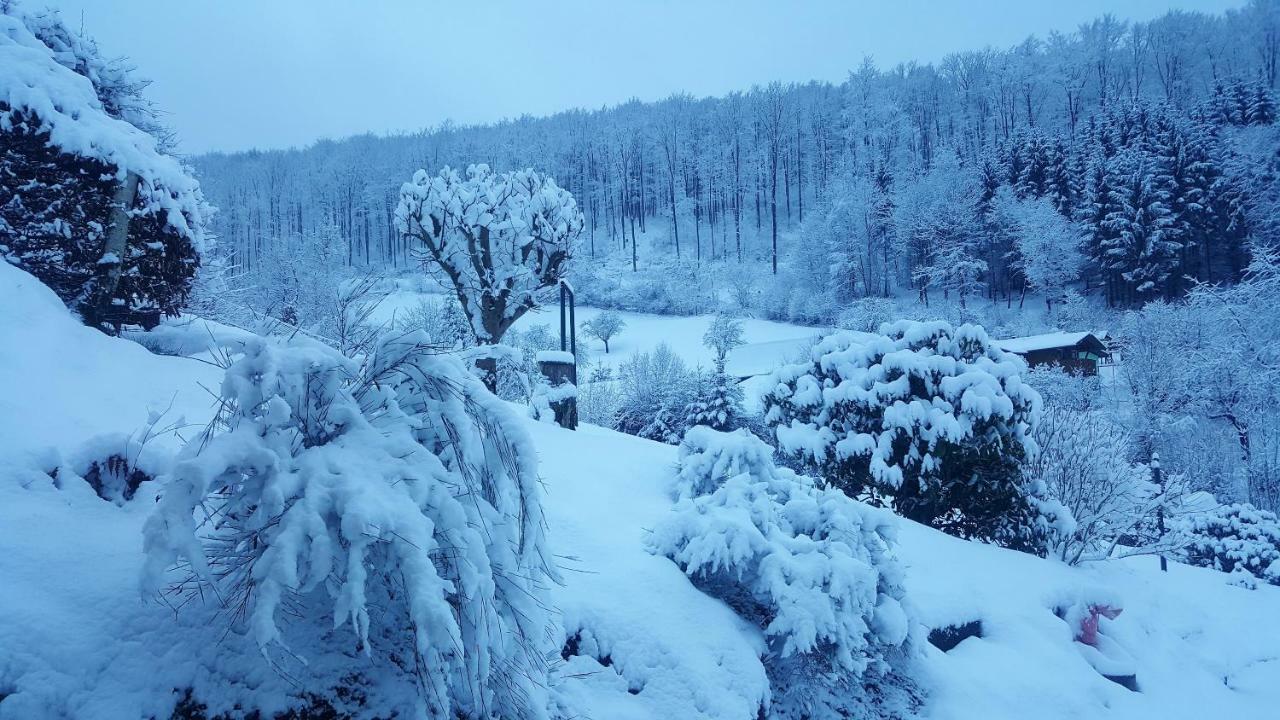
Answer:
[{"xmin": 35, "ymin": 0, "xmax": 1245, "ymax": 154}]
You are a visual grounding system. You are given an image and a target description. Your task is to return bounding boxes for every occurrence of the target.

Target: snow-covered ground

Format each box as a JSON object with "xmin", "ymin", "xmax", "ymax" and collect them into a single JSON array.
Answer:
[
  {"xmin": 3, "ymin": 262, "xmax": 1280, "ymax": 719},
  {"xmin": 373, "ymin": 286, "xmax": 827, "ymax": 375}
]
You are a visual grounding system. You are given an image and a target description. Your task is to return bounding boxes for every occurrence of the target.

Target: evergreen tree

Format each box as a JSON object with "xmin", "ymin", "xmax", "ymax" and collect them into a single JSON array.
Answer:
[
  {"xmin": 763, "ymin": 322, "xmax": 1051, "ymax": 551},
  {"xmin": 1046, "ymin": 137, "xmax": 1077, "ymax": 216},
  {"xmin": 1104, "ymin": 153, "xmax": 1178, "ymax": 303},
  {"xmin": 684, "ymin": 368, "xmax": 745, "ymax": 432},
  {"xmin": 0, "ymin": 7, "xmax": 207, "ymax": 331},
  {"xmin": 1247, "ymin": 78, "xmax": 1278, "ymax": 125}
]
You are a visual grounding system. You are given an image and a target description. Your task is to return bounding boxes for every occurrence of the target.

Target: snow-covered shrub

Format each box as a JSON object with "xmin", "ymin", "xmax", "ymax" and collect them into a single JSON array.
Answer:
[
  {"xmin": 1177, "ymin": 503, "xmax": 1280, "ymax": 586},
  {"xmin": 836, "ymin": 298, "xmax": 898, "ymax": 333},
  {"xmin": 577, "ymin": 365, "xmax": 621, "ymax": 428},
  {"xmin": 1027, "ymin": 405, "xmax": 1160, "ymax": 564},
  {"xmin": 395, "ymin": 296, "xmax": 473, "ymax": 349},
  {"xmin": 650, "ymin": 427, "xmax": 919, "ymax": 719},
  {"xmin": 0, "ymin": 7, "xmax": 208, "ymax": 329},
  {"xmin": 141, "ymin": 333, "xmax": 556, "ymax": 719},
  {"xmin": 764, "ymin": 320, "xmax": 1048, "ymax": 550},
  {"xmin": 614, "ymin": 343, "xmax": 695, "ymax": 441}
]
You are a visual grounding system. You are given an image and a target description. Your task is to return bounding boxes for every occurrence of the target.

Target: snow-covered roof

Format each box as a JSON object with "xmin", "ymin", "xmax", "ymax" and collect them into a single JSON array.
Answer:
[
  {"xmin": 535, "ymin": 349, "xmax": 575, "ymax": 365},
  {"xmin": 0, "ymin": 12, "xmax": 209, "ymax": 251},
  {"xmin": 995, "ymin": 331, "xmax": 1100, "ymax": 354}
]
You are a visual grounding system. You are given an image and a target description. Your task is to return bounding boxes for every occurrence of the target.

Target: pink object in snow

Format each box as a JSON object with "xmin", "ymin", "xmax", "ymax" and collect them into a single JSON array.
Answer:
[{"xmin": 1076, "ymin": 604, "xmax": 1123, "ymax": 646}]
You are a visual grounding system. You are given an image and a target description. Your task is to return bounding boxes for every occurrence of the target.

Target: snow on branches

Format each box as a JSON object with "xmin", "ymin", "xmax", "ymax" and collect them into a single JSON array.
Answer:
[
  {"xmin": 1178, "ymin": 503, "xmax": 1280, "ymax": 587},
  {"xmin": 141, "ymin": 333, "xmax": 555, "ymax": 719},
  {"xmin": 763, "ymin": 320, "xmax": 1050, "ymax": 550},
  {"xmin": 0, "ymin": 8, "xmax": 208, "ymax": 249},
  {"xmin": 649, "ymin": 427, "xmax": 919, "ymax": 719},
  {"xmin": 0, "ymin": 6, "xmax": 208, "ymax": 325},
  {"xmin": 395, "ymin": 164, "xmax": 583, "ymax": 345}
]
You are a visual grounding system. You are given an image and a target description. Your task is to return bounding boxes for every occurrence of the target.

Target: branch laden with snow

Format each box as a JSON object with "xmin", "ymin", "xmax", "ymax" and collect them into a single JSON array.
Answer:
[
  {"xmin": 395, "ymin": 164, "xmax": 582, "ymax": 345},
  {"xmin": 141, "ymin": 333, "xmax": 556, "ymax": 719}
]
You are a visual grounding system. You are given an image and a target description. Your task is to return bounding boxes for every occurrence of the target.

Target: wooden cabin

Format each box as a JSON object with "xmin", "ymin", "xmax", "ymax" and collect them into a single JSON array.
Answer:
[{"xmin": 995, "ymin": 331, "xmax": 1111, "ymax": 375}]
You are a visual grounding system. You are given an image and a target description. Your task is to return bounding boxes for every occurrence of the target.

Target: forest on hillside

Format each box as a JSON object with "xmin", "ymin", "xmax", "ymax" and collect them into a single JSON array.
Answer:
[{"xmin": 196, "ymin": 2, "xmax": 1280, "ymax": 324}]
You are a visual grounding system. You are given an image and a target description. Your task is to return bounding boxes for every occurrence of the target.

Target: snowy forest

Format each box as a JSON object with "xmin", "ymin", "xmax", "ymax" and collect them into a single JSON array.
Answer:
[{"xmin": 3, "ymin": 1, "xmax": 1280, "ymax": 719}]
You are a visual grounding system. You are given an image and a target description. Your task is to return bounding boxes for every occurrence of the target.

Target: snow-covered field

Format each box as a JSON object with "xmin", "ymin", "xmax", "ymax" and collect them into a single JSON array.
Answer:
[
  {"xmin": 373, "ymin": 285, "xmax": 828, "ymax": 375},
  {"xmin": 3, "ymin": 261, "xmax": 1280, "ymax": 720}
]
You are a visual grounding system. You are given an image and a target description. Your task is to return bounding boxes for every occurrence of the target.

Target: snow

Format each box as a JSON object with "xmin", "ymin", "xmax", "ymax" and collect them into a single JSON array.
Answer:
[
  {"xmin": 536, "ymin": 349, "xmax": 576, "ymax": 364},
  {"xmin": 3, "ymin": 263, "xmax": 1280, "ymax": 719},
  {"xmin": 0, "ymin": 12, "xmax": 209, "ymax": 250},
  {"xmin": 0, "ymin": 261, "xmax": 221, "ymax": 464},
  {"xmin": 374, "ymin": 290, "xmax": 826, "ymax": 374},
  {"xmin": 996, "ymin": 331, "xmax": 1096, "ymax": 354},
  {"xmin": 724, "ymin": 335, "xmax": 826, "ymax": 379}
]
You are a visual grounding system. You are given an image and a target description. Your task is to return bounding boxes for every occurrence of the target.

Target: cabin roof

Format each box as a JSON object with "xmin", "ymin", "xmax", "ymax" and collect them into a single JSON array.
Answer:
[{"xmin": 996, "ymin": 331, "xmax": 1104, "ymax": 354}]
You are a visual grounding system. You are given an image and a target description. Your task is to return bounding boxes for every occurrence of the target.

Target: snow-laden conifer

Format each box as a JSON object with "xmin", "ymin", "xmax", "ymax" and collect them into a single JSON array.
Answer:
[
  {"xmin": 764, "ymin": 320, "xmax": 1050, "ymax": 549},
  {"xmin": 650, "ymin": 427, "xmax": 919, "ymax": 719}
]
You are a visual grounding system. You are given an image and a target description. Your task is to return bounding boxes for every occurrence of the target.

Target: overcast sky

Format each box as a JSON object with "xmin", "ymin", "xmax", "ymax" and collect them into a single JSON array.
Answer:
[{"xmin": 35, "ymin": 0, "xmax": 1245, "ymax": 155}]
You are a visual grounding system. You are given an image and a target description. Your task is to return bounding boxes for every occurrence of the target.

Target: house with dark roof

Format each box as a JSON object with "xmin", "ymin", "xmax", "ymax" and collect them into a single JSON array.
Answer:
[{"xmin": 995, "ymin": 331, "xmax": 1111, "ymax": 375}]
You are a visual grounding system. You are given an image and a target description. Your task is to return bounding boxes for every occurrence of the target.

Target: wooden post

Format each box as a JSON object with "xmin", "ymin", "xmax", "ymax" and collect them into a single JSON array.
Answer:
[
  {"xmin": 537, "ymin": 353, "xmax": 577, "ymax": 430},
  {"xmin": 1153, "ymin": 452, "xmax": 1167, "ymax": 572}
]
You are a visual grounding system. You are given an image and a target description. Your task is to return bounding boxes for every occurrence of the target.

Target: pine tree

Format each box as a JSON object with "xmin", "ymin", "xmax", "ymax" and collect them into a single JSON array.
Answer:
[
  {"xmin": 1104, "ymin": 154, "xmax": 1177, "ymax": 303},
  {"xmin": 1247, "ymin": 78, "xmax": 1278, "ymax": 125},
  {"xmin": 1081, "ymin": 153, "xmax": 1120, "ymax": 301},
  {"xmin": 1046, "ymin": 137, "xmax": 1077, "ymax": 216},
  {"xmin": 684, "ymin": 369, "xmax": 745, "ymax": 432}
]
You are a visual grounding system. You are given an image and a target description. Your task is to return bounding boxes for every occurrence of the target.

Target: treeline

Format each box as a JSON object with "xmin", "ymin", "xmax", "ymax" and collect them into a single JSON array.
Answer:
[{"xmin": 196, "ymin": 2, "xmax": 1280, "ymax": 309}]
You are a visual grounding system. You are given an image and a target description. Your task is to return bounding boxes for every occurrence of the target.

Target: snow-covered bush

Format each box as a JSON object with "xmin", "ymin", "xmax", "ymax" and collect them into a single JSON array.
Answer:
[
  {"xmin": 764, "ymin": 320, "xmax": 1048, "ymax": 550},
  {"xmin": 1028, "ymin": 405, "xmax": 1162, "ymax": 564},
  {"xmin": 395, "ymin": 296, "xmax": 473, "ymax": 349},
  {"xmin": 577, "ymin": 365, "xmax": 621, "ymax": 427},
  {"xmin": 0, "ymin": 6, "xmax": 208, "ymax": 329},
  {"xmin": 836, "ymin": 298, "xmax": 899, "ymax": 333},
  {"xmin": 650, "ymin": 427, "xmax": 919, "ymax": 719},
  {"xmin": 141, "ymin": 333, "xmax": 556, "ymax": 718},
  {"xmin": 614, "ymin": 342, "xmax": 695, "ymax": 441},
  {"xmin": 1177, "ymin": 503, "xmax": 1280, "ymax": 586}
]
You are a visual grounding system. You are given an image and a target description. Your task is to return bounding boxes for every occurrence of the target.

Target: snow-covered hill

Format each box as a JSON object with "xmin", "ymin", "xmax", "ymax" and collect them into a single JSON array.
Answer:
[{"xmin": 2, "ymin": 261, "xmax": 1279, "ymax": 720}]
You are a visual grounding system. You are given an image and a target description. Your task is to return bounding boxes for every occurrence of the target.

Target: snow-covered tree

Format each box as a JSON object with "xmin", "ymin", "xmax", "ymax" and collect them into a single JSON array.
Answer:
[
  {"xmin": 994, "ymin": 189, "xmax": 1087, "ymax": 309},
  {"xmin": 764, "ymin": 321, "xmax": 1048, "ymax": 549},
  {"xmin": 702, "ymin": 313, "xmax": 746, "ymax": 368},
  {"xmin": 684, "ymin": 368, "xmax": 745, "ymax": 432},
  {"xmin": 395, "ymin": 164, "xmax": 582, "ymax": 386},
  {"xmin": 0, "ymin": 6, "xmax": 208, "ymax": 331},
  {"xmin": 582, "ymin": 310, "xmax": 625, "ymax": 353},
  {"xmin": 897, "ymin": 152, "xmax": 987, "ymax": 306},
  {"xmin": 142, "ymin": 333, "xmax": 556, "ymax": 718}
]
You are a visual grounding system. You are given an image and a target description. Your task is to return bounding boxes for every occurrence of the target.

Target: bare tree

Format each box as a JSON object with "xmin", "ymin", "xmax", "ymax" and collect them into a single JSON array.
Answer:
[{"xmin": 757, "ymin": 82, "xmax": 786, "ymax": 275}]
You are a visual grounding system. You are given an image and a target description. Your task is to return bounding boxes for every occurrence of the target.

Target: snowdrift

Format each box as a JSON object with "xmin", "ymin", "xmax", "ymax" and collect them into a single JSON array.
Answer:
[{"xmin": 1, "ymin": 260, "xmax": 1279, "ymax": 719}]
